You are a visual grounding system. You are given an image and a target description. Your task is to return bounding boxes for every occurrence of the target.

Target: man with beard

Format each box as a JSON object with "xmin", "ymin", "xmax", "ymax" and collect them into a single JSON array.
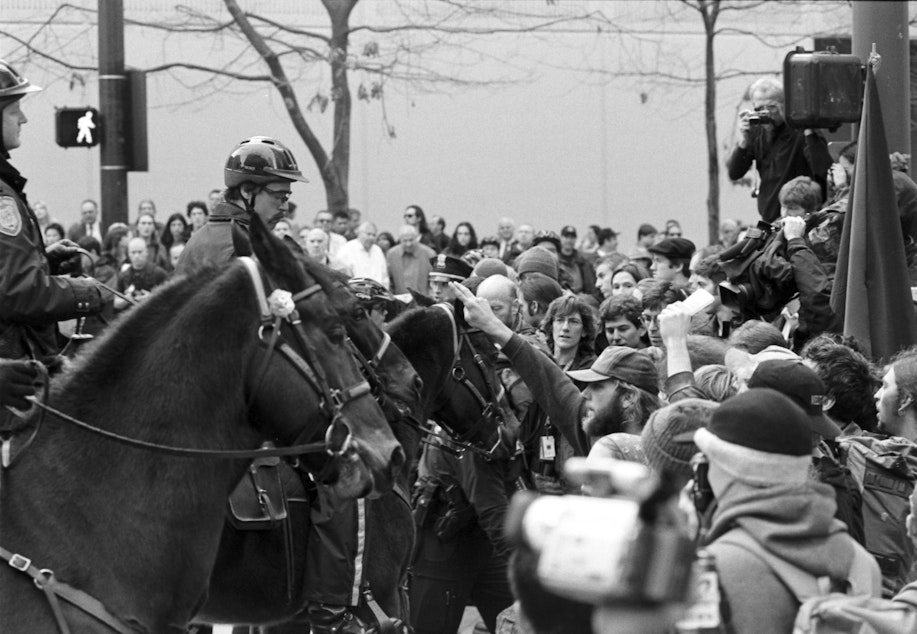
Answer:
[{"xmin": 451, "ymin": 282, "xmax": 661, "ymax": 459}]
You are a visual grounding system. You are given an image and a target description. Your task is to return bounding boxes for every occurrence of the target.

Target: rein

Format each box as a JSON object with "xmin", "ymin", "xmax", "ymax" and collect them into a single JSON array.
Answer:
[{"xmin": 0, "ymin": 257, "xmax": 375, "ymax": 634}]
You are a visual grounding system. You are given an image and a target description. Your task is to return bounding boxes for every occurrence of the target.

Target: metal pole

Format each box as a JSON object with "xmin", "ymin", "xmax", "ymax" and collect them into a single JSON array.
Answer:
[
  {"xmin": 852, "ymin": 0, "xmax": 910, "ymax": 157},
  {"xmin": 98, "ymin": 0, "xmax": 128, "ymax": 227}
]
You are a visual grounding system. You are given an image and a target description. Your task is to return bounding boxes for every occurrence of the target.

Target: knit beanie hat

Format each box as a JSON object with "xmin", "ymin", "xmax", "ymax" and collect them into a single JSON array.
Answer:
[
  {"xmin": 640, "ymin": 398, "xmax": 718, "ymax": 480},
  {"xmin": 694, "ymin": 388, "xmax": 813, "ymax": 488},
  {"xmin": 515, "ymin": 246, "xmax": 559, "ymax": 281},
  {"xmin": 473, "ymin": 257, "xmax": 509, "ymax": 279}
]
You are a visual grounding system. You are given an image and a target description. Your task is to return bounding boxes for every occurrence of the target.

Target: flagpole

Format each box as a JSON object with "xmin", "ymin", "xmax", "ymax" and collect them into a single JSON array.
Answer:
[{"xmin": 853, "ymin": 1, "xmax": 910, "ymax": 157}]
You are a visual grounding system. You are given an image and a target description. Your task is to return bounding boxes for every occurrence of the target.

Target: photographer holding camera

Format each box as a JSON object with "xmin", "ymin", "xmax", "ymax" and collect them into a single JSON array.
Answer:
[{"xmin": 727, "ymin": 76, "xmax": 832, "ymax": 224}]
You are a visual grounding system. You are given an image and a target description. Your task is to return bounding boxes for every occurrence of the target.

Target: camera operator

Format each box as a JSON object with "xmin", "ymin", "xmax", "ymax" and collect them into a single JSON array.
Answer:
[
  {"xmin": 775, "ymin": 177, "xmax": 839, "ymax": 348},
  {"xmin": 727, "ymin": 76, "xmax": 832, "ymax": 224}
]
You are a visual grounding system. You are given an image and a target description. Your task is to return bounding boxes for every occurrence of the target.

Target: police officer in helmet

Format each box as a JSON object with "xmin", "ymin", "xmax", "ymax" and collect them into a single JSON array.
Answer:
[
  {"xmin": 176, "ymin": 135, "xmax": 307, "ymax": 274},
  {"xmin": 0, "ymin": 59, "xmax": 103, "ymax": 369},
  {"xmin": 348, "ymin": 277, "xmax": 395, "ymax": 328}
]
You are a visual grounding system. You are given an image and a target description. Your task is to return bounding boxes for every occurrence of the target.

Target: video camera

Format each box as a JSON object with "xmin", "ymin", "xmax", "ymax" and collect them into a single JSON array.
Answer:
[
  {"xmin": 717, "ymin": 220, "xmax": 797, "ymax": 318},
  {"xmin": 505, "ymin": 458, "xmax": 695, "ymax": 607}
]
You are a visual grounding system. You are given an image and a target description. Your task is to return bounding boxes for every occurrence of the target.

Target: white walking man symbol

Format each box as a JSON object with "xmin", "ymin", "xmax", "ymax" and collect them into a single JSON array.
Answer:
[{"xmin": 76, "ymin": 110, "xmax": 96, "ymax": 144}]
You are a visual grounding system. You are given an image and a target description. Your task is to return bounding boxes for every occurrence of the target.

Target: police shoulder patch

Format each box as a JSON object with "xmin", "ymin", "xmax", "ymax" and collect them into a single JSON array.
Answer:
[{"xmin": 0, "ymin": 196, "xmax": 22, "ymax": 237}]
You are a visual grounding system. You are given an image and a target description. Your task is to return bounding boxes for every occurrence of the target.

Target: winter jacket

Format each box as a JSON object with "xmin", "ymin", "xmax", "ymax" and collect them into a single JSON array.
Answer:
[{"xmin": 705, "ymin": 478, "xmax": 881, "ymax": 633}]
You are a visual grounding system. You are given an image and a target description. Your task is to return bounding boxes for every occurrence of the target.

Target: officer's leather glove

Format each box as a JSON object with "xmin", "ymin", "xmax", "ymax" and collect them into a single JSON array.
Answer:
[{"xmin": 0, "ymin": 360, "xmax": 39, "ymax": 410}]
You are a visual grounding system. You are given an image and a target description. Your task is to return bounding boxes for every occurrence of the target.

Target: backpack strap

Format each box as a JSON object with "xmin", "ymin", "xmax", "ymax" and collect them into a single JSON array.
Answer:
[{"xmin": 716, "ymin": 529, "xmax": 836, "ymax": 602}]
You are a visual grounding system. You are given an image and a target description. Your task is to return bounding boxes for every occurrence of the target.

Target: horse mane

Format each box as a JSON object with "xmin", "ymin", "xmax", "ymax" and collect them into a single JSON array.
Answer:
[
  {"xmin": 53, "ymin": 264, "xmax": 253, "ymax": 429},
  {"xmin": 386, "ymin": 306, "xmax": 452, "ymax": 364}
]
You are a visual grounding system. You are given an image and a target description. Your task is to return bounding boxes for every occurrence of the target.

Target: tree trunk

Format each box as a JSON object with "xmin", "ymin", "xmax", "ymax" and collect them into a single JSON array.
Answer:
[
  {"xmin": 322, "ymin": 0, "xmax": 358, "ymax": 212},
  {"xmin": 702, "ymin": 0, "xmax": 720, "ymax": 246},
  {"xmin": 224, "ymin": 0, "xmax": 352, "ymax": 212}
]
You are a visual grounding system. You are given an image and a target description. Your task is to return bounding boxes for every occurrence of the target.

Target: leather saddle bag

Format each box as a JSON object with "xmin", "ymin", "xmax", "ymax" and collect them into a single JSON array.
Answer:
[{"xmin": 228, "ymin": 451, "xmax": 289, "ymax": 530}]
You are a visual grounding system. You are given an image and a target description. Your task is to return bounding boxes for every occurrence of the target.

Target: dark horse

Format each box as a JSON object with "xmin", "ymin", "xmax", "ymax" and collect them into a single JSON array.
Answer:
[
  {"xmin": 0, "ymin": 219, "xmax": 403, "ymax": 633},
  {"xmin": 199, "ymin": 300, "xmax": 510, "ymax": 632}
]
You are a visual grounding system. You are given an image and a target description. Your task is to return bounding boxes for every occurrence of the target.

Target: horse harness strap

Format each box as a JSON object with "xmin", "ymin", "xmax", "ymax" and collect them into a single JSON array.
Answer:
[
  {"xmin": 429, "ymin": 304, "xmax": 506, "ymax": 457},
  {"xmin": 240, "ymin": 256, "xmax": 370, "ymax": 459},
  {"xmin": 0, "ymin": 545, "xmax": 139, "ymax": 634}
]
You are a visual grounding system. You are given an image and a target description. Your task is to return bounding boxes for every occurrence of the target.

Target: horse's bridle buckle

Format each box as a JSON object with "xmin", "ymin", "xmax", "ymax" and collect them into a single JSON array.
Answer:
[{"xmin": 8, "ymin": 553, "xmax": 30, "ymax": 571}]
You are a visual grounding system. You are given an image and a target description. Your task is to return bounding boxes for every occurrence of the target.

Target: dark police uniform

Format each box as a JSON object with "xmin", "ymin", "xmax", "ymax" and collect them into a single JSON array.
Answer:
[
  {"xmin": 0, "ymin": 156, "xmax": 101, "ymax": 360},
  {"xmin": 410, "ymin": 434, "xmax": 516, "ymax": 634}
]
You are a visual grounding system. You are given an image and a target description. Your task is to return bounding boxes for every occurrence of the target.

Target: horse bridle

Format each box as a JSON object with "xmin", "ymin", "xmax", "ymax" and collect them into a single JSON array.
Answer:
[
  {"xmin": 426, "ymin": 303, "xmax": 509, "ymax": 460},
  {"xmin": 0, "ymin": 257, "xmax": 378, "ymax": 634}
]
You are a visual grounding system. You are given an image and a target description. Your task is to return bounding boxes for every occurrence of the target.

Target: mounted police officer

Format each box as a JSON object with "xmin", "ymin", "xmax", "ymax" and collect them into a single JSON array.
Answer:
[
  {"xmin": 348, "ymin": 277, "xmax": 395, "ymax": 328},
  {"xmin": 0, "ymin": 59, "xmax": 102, "ymax": 367},
  {"xmin": 176, "ymin": 135, "xmax": 307, "ymax": 274}
]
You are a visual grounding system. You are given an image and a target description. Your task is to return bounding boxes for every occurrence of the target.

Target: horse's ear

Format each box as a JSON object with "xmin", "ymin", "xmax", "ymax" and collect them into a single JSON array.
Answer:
[
  {"xmin": 453, "ymin": 298, "xmax": 470, "ymax": 331},
  {"xmin": 231, "ymin": 220, "xmax": 253, "ymax": 257},
  {"xmin": 249, "ymin": 213, "xmax": 301, "ymax": 287},
  {"xmin": 408, "ymin": 288, "xmax": 434, "ymax": 308}
]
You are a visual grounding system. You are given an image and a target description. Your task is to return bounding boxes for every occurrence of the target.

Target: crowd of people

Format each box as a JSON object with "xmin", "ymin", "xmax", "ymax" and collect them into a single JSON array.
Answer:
[{"xmin": 7, "ymin": 53, "xmax": 917, "ymax": 634}]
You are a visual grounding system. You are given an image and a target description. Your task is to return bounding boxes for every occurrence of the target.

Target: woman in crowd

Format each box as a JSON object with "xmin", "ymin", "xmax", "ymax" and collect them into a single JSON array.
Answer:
[
  {"xmin": 540, "ymin": 295, "xmax": 598, "ymax": 373},
  {"xmin": 612, "ymin": 262, "xmax": 649, "ymax": 298},
  {"xmin": 272, "ymin": 218, "xmax": 293, "ymax": 240},
  {"xmin": 595, "ymin": 257, "xmax": 644, "ymax": 300},
  {"xmin": 136, "ymin": 211, "xmax": 170, "ymax": 271},
  {"xmin": 376, "ymin": 231, "xmax": 395, "ymax": 254},
  {"xmin": 160, "ymin": 212, "xmax": 191, "ymax": 255},
  {"xmin": 186, "ymin": 200, "xmax": 209, "ymax": 232},
  {"xmin": 96, "ymin": 223, "xmax": 132, "ymax": 282},
  {"xmin": 44, "ymin": 222, "xmax": 65, "ymax": 245},
  {"xmin": 31, "ymin": 200, "xmax": 55, "ymax": 234},
  {"xmin": 445, "ymin": 221, "xmax": 478, "ymax": 258}
]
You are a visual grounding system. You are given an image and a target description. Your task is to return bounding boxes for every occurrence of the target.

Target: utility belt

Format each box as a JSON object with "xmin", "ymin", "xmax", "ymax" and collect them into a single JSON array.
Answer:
[{"xmin": 411, "ymin": 475, "xmax": 476, "ymax": 542}]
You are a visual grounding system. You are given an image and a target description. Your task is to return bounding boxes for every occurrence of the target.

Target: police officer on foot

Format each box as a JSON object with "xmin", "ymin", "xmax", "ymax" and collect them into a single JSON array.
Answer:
[
  {"xmin": 177, "ymin": 135, "xmax": 307, "ymax": 274},
  {"xmin": 0, "ymin": 59, "xmax": 102, "ymax": 365}
]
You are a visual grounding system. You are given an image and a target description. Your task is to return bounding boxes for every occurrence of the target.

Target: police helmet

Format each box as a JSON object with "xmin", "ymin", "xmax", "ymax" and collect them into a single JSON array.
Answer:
[
  {"xmin": 348, "ymin": 277, "xmax": 393, "ymax": 305},
  {"xmin": 0, "ymin": 60, "xmax": 41, "ymax": 114},
  {"xmin": 224, "ymin": 136, "xmax": 308, "ymax": 188}
]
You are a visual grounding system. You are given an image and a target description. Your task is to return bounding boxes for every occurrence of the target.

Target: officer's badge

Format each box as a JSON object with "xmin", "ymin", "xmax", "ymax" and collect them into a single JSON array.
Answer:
[{"xmin": 0, "ymin": 197, "xmax": 21, "ymax": 237}]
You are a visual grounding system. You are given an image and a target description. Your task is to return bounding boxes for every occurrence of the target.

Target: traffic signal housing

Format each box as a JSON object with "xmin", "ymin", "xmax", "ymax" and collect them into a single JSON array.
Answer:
[{"xmin": 55, "ymin": 107, "xmax": 101, "ymax": 148}]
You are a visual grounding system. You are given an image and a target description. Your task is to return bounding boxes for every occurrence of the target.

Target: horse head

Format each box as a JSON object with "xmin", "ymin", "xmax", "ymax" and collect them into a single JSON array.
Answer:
[
  {"xmin": 294, "ymin": 255, "xmax": 425, "ymax": 468},
  {"xmin": 247, "ymin": 214, "xmax": 405, "ymax": 499},
  {"xmin": 388, "ymin": 303, "xmax": 514, "ymax": 461}
]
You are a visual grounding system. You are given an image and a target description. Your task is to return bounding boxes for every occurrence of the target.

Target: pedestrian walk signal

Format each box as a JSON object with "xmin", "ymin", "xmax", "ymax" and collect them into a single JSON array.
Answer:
[{"xmin": 55, "ymin": 107, "xmax": 100, "ymax": 148}]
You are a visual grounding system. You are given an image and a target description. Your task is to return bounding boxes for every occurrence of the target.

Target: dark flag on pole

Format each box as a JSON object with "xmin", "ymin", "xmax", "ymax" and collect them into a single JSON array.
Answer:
[{"xmin": 829, "ymin": 62, "xmax": 917, "ymax": 362}]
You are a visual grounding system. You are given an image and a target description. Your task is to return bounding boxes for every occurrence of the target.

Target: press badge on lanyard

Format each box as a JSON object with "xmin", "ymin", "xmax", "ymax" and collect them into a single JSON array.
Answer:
[{"xmin": 540, "ymin": 435, "xmax": 556, "ymax": 461}]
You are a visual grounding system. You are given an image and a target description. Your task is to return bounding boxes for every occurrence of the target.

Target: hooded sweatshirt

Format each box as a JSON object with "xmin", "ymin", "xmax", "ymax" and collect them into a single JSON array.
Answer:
[{"xmin": 705, "ymin": 476, "xmax": 880, "ymax": 633}]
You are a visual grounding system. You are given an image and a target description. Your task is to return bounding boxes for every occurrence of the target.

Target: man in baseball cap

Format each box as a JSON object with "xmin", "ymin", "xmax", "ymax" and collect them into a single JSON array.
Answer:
[
  {"xmin": 746, "ymin": 358, "xmax": 841, "ymax": 442},
  {"xmin": 453, "ymin": 278, "xmax": 663, "ymax": 461}
]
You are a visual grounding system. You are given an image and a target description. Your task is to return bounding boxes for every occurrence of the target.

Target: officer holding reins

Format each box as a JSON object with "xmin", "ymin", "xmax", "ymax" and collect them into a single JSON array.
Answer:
[{"xmin": 0, "ymin": 59, "xmax": 103, "ymax": 367}]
